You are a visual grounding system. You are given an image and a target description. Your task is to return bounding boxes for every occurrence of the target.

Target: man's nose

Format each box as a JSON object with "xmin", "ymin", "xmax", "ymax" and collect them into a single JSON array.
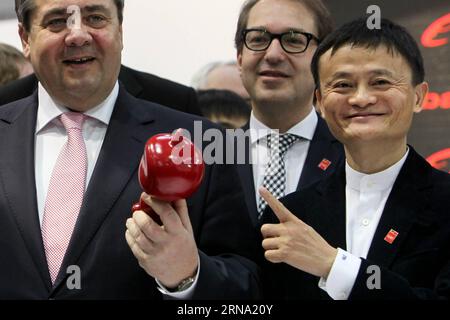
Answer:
[
  {"xmin": 264, "ymin": 38, "xmax": 287, "ymax": 63},
  {"xmin": 348, "ymin": 86, "xmax": 377, "ymax": 108},
  {"xmin": 65, "ymin": 25, "xmax": 93, "ymax": 47}
]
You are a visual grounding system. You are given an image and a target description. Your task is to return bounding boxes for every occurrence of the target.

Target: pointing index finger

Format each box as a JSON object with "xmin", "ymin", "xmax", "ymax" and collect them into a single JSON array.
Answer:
[{"xmin": 259, "ymin": 187, "xmax": 294, "ymax": 223}]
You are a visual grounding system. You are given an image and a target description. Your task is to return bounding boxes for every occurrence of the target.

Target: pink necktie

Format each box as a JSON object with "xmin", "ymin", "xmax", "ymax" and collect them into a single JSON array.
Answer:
[{"xmin": 42, "ymin": 112, "xmax": 87, "ymax": 284}]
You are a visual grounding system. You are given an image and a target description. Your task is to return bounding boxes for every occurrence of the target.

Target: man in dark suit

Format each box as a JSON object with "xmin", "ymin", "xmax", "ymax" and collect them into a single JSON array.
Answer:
[
  {"xmin": 260, "ymin": 18, "xmax": 450, "ymax": 300},
  {"xmin": 0, "ymin": 65, "xmax": 202, "ymax": 116},
  {"xmin": 233, "ymin": 0, "xmax": 343, "ymax": 227},
  {"xmin": 0, "ymin": 0, "xmax": 261, "ymax": 299}
]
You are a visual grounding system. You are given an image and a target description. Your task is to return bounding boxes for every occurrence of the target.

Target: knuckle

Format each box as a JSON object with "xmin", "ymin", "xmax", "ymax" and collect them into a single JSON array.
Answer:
[
  {"xmin": 135, "ymin": 232, "xmax": 149, "ymax": 247},
  {"xmin": 278, "ymin": 247, "xmax": 287, "ymax": 259},
  {"xmin": 161, "ymin": 207, "xmax": 174, "ymax": 217}
]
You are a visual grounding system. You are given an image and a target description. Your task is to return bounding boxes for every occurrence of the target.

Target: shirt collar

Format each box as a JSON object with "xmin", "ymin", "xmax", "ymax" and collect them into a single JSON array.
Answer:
[
  {"xmin": 249, "ymin": 108, "xmax": 318, "ymax": 145},
  {"xmin": 36, "ymin": 81, "xmax": 119, "ymax": 133},
  {"xmin": 346, "ymin": 148, "xmax": 410, "ymax": 192}
]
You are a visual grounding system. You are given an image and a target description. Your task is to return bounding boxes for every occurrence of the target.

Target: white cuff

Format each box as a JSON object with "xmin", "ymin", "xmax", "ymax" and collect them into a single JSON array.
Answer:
[
  {"xmin": 318, "ymin": 248, "xmax": 361, "ymax": 300},
  {"xmin": 156, "ymin": 255, "xmax": 200, "ymax": 299}
]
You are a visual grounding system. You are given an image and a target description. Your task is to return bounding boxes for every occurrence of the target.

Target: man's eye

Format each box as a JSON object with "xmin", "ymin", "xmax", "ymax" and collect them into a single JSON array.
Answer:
[
  {"xmin": 47, "ymin": 18, "xmax": 67, "ymax": 29},
  {"xmin": 334, "ymin": 82, "xmax": 351, "ymax": 88},
  {"xmin": 86, "ymin": 15, "xmax": 107, "ymax": 27},
  {"xmin": 373, "ymin": 79, "xmax": 390, "ymax": 86},
  {"xmin": 286, "ymin": 37, "xmax": 305, "ymax": 46},
  {"xmin": 249, "ymin": 36, "xmax": 267, "ymax": 44}
]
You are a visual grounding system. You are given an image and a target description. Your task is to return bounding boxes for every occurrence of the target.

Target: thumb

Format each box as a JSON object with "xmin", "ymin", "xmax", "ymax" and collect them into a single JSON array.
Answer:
[{"xmin": 173, "ymin": 199, "xmax": 193, "ymax": 234}]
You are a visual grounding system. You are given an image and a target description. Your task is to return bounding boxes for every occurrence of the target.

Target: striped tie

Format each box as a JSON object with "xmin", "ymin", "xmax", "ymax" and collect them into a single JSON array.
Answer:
[{"xmin": 42, "ymin": 112, "xmax": 87, "ymax": 284}]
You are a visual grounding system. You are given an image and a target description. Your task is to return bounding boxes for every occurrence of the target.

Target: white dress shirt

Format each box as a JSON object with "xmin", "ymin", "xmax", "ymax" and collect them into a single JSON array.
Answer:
[
  {"xmin": 35, "ymin": 82, "xmax": 118, "ymax": 225},
  {"xmin": 319, "ymin": 149, "xmax": 409, "ymax": 300},
  {"xmin": 249, "ymin": 108, "xmax": 318, "ymax": 205}
]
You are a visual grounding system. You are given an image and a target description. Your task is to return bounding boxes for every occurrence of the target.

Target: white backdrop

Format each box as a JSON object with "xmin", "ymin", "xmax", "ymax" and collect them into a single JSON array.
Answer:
[{"xmin": 0, "ymin": 0, "xmax": 245, "ymax": 86}]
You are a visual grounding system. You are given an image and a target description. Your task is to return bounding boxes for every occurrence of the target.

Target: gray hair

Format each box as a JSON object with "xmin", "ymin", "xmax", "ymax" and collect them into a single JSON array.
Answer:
[
  {"xmin": 191, "ymin": 61, "xmax": 238, "ymax": 89},
  {"xmin": 15, "ymin": 0, "xmax": 125, "ymax": 31}
]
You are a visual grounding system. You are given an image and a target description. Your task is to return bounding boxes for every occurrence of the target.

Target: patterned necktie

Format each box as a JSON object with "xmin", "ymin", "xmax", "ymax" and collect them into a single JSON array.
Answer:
[
  {"xmin": 42, "ymin": 112, "xmax": 87, "ymax": 284},
  {"xmin": 257, "ymin": 133, "xmax": 300, "ymax": 219}
]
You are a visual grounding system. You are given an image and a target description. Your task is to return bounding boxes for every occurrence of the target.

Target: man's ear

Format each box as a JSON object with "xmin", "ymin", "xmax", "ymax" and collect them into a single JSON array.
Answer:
[
  {"xmin": 237, "ymin": 50, "xmax": 243, "ymax": 73},
  {"xmin": 18, "ymin": 23, "xmax": 31, "ymax": 59},
  {"xmin": 315, "ymin": 89, "xmax": 325, "ymax": 118},
  {"xmin": 413, "ymin": 81, "xmax": 429, "ymax": 113},
  {"xmin": 118, "ymin": 24, "xmax": 124, "ymax": 51}
]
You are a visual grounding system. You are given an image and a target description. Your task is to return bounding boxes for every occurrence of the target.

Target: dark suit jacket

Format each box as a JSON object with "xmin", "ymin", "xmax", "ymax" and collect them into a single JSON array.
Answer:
[
  {"xmin": 263, "ymin": 148, "xmax": 450, "ymax": 300},
  {"xmin": 236, "ymin": 116, "xmax": 344, "ymax": 227},
  {"xmin": 0, "ymin": 65, "xmax": 202, "ymax": 116},
  {"xmin": 0, "ymin": 86, "xmax": 261, "ymax": 299}
]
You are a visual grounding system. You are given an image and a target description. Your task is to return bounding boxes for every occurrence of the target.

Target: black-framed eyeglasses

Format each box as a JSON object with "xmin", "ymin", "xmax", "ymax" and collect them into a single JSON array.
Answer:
[{"xmin": 242, "ymin": 28, "xmax": 320, "ymax": 54}]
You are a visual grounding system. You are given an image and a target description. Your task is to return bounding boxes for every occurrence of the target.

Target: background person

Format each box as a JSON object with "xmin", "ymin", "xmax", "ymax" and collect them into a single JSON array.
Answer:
[
  {"xmin": 0, "ymin": 42, "xmax": 33, "ymax": 86},
  {"xmin": 197, "ymin": 89, "xmax": 251, "ymax": 128}
]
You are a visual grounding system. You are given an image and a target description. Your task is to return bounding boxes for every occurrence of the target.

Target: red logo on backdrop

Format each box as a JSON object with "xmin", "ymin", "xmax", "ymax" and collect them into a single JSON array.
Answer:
[
  {"xmin": 421, "ymin": 13, "xmax": 450, "ymax": 48},
  {"xmin": 423, "ymin": 91, "xmax": 450, "ymax": 110},
  {"xmin": 426, "ymin": 148, "xmax": 450, "ymax": 173}
]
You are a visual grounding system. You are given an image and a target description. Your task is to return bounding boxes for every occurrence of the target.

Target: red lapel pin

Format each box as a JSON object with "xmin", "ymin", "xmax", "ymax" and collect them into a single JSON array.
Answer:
[
  {"xmin": 384, "ymin": 229, "xmax": 399, "ymax": 244},
  {"xmin": 318, "ymin": 158, "xmax": 332, "ymax": 171}
]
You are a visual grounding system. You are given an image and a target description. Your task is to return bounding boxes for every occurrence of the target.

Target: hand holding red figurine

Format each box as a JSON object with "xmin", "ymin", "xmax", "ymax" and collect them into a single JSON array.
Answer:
[{"xmin": 132, "ymin": 128, "xmax": 205, "ymax": 224}]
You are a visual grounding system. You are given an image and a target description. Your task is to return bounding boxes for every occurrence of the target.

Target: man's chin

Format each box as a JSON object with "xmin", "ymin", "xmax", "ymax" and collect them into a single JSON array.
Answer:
[
  {"xmin": 255, "ymin": 92, "xmax": 294, "ymax": 106},
  {"xmin": 62, "ymin": 79, "xmax": 98, "ymax": 94}
]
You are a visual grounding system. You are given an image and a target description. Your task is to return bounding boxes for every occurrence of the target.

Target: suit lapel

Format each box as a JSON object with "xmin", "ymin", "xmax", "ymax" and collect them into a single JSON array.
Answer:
[
  {"xmin": 0, "ymin": 93, "xmax": 52, "ymax": 290},
  {"xmin": 237, "ymin": 164, "xmax": 258, "ymax": 226},
  {"xmin": 366, "ymin": 149, "xmax": 433, "ymax": 268},
  {"xmin": 235, "ymin": 124, "xmax": 259, "ymax": 226},
  {"xmin": 312, "ymin": 167, "xmax": 347, "ymax": 250},
  {"xmin": 52, "ymin": 88, "xmax": 155, "ymax": 289},
  {"xmin": 297, "ymin": 116, "xmax": 341, "ymax": 190}
]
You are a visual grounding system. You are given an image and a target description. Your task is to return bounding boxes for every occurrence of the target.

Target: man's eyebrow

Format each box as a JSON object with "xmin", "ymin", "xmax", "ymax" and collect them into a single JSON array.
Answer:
[
  {"xmin": 369, "ymin": 69, "xmax": 394, "ymax": 77},
  {"xmin": 83, "ymin": 5, "xmax": 111, "ymax": 14},
  {"xmin": 325, "ymin": 69, "xmax": 395, "ymax": 83},
  {"xmin": 41, "ymin": 5, "xmax": 110, "ymax": 21},
  {"xmin": 41, "ymin": 8, "xmax": 67, "ymax": 21},
  {"xmin": 324, "ymin": 71, "xmax": 353, "ymax": 85},
  {"xmin": 246, "ymin": 26, "xmax": 309, "ymax": 33}
]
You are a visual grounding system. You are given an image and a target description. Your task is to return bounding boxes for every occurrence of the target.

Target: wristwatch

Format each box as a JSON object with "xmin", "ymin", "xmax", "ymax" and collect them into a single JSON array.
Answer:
[{"xmin": 169, "ymin": 276, "xmax": 195, "ymax": 292}]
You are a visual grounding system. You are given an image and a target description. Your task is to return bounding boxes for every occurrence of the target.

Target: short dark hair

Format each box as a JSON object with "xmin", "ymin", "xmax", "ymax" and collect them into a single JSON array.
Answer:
[
  {"xmin": 197, "ymin": 89, "xmax": 251, "ymax": 127},
  {"xmin": 311, "ymin": 18, "xmax": 425, "ymax": 91},
  {"xmin": 234, "ymin": 0, "xmax": 333, "ymax": 53},
  {"xmin": 15, "ymin": 0, "xmax": 125, "ymax": 31}
]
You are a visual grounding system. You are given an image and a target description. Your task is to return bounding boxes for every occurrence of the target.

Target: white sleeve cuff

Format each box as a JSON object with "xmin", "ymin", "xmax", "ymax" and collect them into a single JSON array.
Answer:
[
  {"xmin": 156, "ymin": 255, "xmax": 200, "ymax": 299},
  {"xmin": 318, "ymin": 248, "xmax": 361, "ymax": 300}
]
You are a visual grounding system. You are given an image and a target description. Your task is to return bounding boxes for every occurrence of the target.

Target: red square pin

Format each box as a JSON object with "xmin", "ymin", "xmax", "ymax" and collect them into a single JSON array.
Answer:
[
  {"xmin": 318, "ymin": 158, "xmax": 332, "ymax": 171},
  {"xmin": 384, "ymin": 229, "xmax": 399, "ymax": 244}
]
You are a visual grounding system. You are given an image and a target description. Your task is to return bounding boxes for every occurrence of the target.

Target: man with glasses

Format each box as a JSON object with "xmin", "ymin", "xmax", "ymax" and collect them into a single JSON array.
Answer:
[{"xmin": 234, "ymin": 0, "xmax": 344, "ymax": 227}]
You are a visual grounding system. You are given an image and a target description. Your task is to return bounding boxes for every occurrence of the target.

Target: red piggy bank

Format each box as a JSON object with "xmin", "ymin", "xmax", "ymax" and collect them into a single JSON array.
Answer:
[{"xmin": 132, "ymin": 129, "xmax": 205, "ymax": 224}]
